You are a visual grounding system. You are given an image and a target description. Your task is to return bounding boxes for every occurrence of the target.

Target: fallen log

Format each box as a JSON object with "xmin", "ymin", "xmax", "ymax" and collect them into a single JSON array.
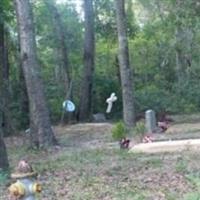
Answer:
[{"xmin": 129, "ymin": 139, "xmax": 200, "ymax": 153}]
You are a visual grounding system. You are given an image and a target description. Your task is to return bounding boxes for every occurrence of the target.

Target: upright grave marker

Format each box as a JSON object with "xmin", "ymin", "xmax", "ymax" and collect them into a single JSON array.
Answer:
[
  {"xmin": 145, "ymin": 110, "xmax": 156, "ymax": 133},
  {"xmin": 106, "ymin": 93, "xmax": 117, "ymax": 113}
]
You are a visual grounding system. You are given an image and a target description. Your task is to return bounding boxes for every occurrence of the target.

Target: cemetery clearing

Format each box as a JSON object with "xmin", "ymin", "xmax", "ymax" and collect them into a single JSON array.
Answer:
[{"xmin": 2, "ymin": 116, "xmax": 200, "ymax": 199}]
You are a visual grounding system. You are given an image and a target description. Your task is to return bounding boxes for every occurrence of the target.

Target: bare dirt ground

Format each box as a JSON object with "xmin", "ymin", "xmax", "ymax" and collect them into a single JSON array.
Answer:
[{"xmin": 2, "ymin": 121, "xmax": 200, "ymax": 199}]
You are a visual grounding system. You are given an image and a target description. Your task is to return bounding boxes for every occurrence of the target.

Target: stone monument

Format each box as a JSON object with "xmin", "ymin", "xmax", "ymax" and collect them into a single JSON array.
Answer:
[{"xmin": 145, "ymin": 109, "xmax": 157, "ymax": 133}]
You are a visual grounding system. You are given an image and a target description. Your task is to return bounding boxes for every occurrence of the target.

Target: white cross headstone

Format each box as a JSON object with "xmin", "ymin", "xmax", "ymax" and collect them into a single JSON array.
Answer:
[
  {"xmin": 145, "ymin": 109, "xmax": 156, "ymax": 133},
  {"xmin": 106, "ymin": 93, "xmax": 117, "ymax": 113}
]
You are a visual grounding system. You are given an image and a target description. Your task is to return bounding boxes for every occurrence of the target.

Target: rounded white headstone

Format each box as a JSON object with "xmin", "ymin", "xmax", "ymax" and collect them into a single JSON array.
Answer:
[{"xmin": 62, "ymin": 100, "xmax": 75, "ymax": 112}]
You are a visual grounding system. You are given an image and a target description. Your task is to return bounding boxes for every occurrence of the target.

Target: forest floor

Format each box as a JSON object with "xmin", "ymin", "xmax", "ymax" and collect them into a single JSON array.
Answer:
[{"xmin": 2, "ymin": 115, "xmax": 200, "ymax": 199}]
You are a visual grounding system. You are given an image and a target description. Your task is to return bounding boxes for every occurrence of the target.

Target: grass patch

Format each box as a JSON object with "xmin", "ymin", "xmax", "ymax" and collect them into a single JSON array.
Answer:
[
  {"xmin": 0, "ymin": 171, "xmax": 8, "ymax": 185},
  {"xmin": 4, "ymin": 122, "xmax": 200, "ymax": 199},
  {"xmin": 186, "ymin": 174, "xmax": 200, "ymax": 188},
  {"xmin": 175, "ymin": 159, "xmax": 188, "ymax": 173},
  {"xmin": 184, "ymin": 192, "xmax": 200, "ymax": 200}
]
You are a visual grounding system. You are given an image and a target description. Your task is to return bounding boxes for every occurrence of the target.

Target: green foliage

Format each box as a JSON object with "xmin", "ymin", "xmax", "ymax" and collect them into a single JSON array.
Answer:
[
  {"xmin": 94, "ymin": 0, "xmax": 116, "ymax": 40},
  {"xmin": 112, "ymin": 121, "xmax": 127, "ymax": 141},
  {"xmin": 32, "ymin": 0, "xmax": 83, "ymax": 124},
  {"xmin": 132, "ymin": 121, "xmax": 146, "ymax": 136},
  {"xmin": 186, "ymin": 174, "xmax": 200, "ymax": 188},
  {"xmin": 184, "ymin": 192, "xmax": 200, "ymax": 200},
  {"xmin": 135, "ymin": 85, "xmax": 170, "ymax": 113},
  {"xmin": 2, "ymin": 0, "xmax": 200, "ymax": 129},
  {"xmin": 175, "ymin": 159, "xmax": 188, "ymax": 173},
  {"xmin": 184, "ymin": 174, "xmax": 200, "ymax": 199},
  {"xmin": 0, "ymin": 170, "xmax": 8, "ymax": 185}
]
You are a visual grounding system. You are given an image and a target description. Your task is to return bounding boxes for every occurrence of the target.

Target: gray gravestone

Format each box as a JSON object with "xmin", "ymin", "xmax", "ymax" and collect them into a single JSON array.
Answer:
[
  {"xmin": 92, "ymin": 113, "xmax": 106, "ymax": 122},
  {"xmin": 145, "ymin": 110, "xmax": 156, "ymax": 133}
]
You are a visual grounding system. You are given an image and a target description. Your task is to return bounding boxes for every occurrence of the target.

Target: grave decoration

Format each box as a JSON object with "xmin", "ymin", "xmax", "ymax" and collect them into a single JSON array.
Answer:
[
  {"xmin": 62, "ymin": 100, "xmax": 75, "ymax": 112},
  {"xmin": 106, "ymin": 93, "xmax": 117, "ymax": 113},
  {"xmin": 119, "ymin": 137, "xmax": 130, "ymax": 149}
]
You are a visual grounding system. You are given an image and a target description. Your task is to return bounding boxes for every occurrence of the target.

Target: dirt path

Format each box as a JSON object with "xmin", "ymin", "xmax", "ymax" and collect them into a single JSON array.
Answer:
[{"xmin": 55, "ymin": 123, "xmax": 118, "ymax": 150}]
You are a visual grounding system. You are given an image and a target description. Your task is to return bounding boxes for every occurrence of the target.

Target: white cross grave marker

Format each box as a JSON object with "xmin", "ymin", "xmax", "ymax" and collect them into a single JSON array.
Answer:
[{"xmin": 106, "ymin": 93, "xmax": 117, "ymax": 113}]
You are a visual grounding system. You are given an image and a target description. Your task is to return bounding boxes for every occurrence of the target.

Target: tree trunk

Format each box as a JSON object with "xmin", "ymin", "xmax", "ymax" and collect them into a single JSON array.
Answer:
[
  {"xmin": 79, "ymin": 0, "xmax": 95, "ymax": 121},
  {"xmin": 14, "ymin": 0, "xmax": 57, "ymax": 148},
  {"xmin": 16, "ymin": 16, "xmax": 29, "ymax": 129},
  {"xmin": 175, "ymin": 0, "xmax": 193, "ymax": 86},
  {"xmin": 19, "ymin": 60, "xmax": 29, "ymax": 128},
  {"xmin": 44, "ymin": 0, "xmax": 70, "ymax": 95},
  {"xmin": 2, "ymin": 31, "xmax": 14, "ymax": 136},
  {"xmin": 0, "ymin": 131, "xmax": 9, "ymax": 170},
  {"xmin": 0, "ymin": 21, "xmax": 15, "ymax": 137},
  {"xmin": 44, "ymin": 0, "xmax": 74, "ymax": 124},
  {"xmin": 175, "ymin": 41, "xmax": 184, "ymax": 85},
  {"xmin": 0, "ymin": 22, "xmax": 9, "ymax": 170},
  {"xmin": 115, "ymin": 0, "xmax": 135, "ymax": 130}
]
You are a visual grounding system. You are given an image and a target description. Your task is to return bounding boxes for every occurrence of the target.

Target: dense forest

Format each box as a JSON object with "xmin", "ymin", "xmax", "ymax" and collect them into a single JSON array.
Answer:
[{"xmin": 0, "ymin": 0, "xmax": 200, "ymax": 168}]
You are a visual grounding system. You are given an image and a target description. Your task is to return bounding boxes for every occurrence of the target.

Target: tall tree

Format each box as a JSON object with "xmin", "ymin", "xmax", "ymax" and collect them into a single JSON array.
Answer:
[
  {"xmin": 0, "ymin": 0, "xmax": 13, "ymax": 136},
  {"xmin": 2, "ymin": 30, "xmax": 14, "ymax": 136},
  {"xmin": 115, "ymin": 0, "xmax": 135, "ymax": 129},
  {"xmin": 18, "ymin": 54, "xmax": 29, "ymax": 128},
  {"xmin": 0, "ymin": 132, "xmax": 9, "ymax": 170},
  {"xmin": 79, "ymin": 0, "xmax": 95, "ymax": 121},
  {"xmin": 14, "ymin": 0, "xmax": 57, "ymax": 148},
  {"xmin": 14, "ymin": 14, "xmax": 30, "ymax": 129},
  {"xmin": 0, "ymin": 21, "xmax": 9, "ymax": 170},
  {"xmin": 44, "ymin": 0, "xmax": 70, "ymax": 95},
  {"xmin": 174, "ymin": 0, "xmax": 193, "ymax": 86}
]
